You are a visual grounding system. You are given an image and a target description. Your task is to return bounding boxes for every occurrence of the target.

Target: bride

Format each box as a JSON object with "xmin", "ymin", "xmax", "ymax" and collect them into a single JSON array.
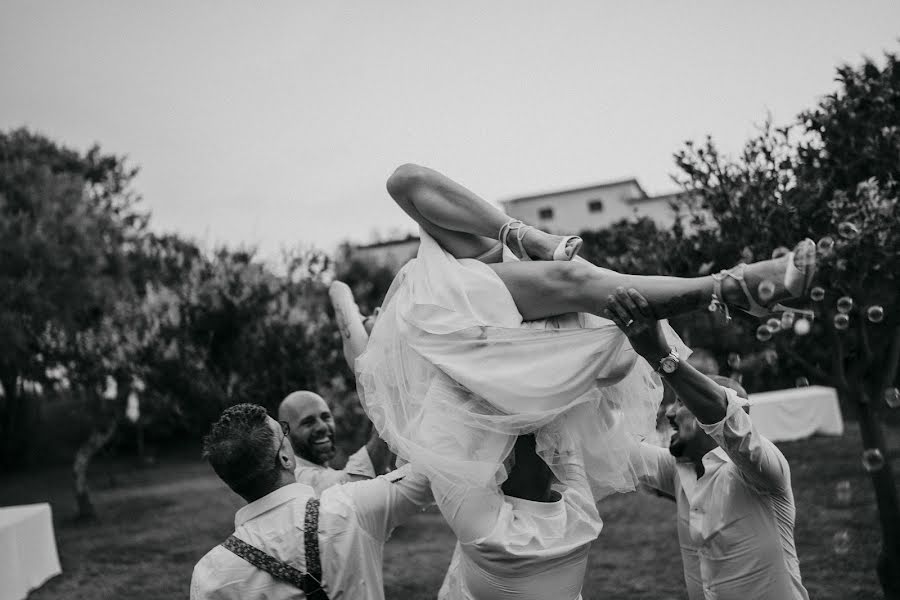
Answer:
[{"xmin": 353, "ymin": 163, "xmax": 815, "ymax": 501}]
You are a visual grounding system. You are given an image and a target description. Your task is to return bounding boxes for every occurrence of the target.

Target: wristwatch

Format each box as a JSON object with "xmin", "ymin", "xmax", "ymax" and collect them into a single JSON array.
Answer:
[{"xmin": 657, "ymin": 348, "xmax": 681, "ymax": 375}]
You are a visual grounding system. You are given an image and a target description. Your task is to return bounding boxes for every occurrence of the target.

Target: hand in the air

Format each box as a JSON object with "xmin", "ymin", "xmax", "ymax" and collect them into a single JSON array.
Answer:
[{"xmin": 604, "ymin": 287, "xmax": 670, "ymax": 364}]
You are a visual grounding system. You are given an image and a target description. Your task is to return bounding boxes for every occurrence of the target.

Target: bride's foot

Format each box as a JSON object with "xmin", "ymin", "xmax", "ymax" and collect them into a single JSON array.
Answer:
[
  {"xmin": 712, "ymin": 239, "xmax": 816, "ymax": 318},
  {"xmin": 499, "ymin": 219, "xmax": 582, "ymax": 261}
]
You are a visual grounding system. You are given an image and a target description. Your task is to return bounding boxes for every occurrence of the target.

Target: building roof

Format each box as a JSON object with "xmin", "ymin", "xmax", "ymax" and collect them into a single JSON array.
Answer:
[
  {"xmin": 500, "ymin": 177, "xmax": 648, "ymax": 206},
  {"xmin": 354, "ymin": 234, "xmax": 420, "ymax": 250}
]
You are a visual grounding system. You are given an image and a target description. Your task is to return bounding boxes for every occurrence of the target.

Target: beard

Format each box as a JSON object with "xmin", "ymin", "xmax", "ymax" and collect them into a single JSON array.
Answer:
[
  {"xmin": 668, "ymin": 432, "xmax": 687, "ymax": 458},
  {"xmin": 294, "ymin": 433, "xmax": 336, "ymax": 466}
]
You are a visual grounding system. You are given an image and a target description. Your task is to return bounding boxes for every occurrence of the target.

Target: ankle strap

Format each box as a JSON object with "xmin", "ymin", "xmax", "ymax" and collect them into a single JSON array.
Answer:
[
  {"xmin": 498, "ymin": 219, "xmax": 533, "ymax": 260},
  {"xmin": 498, "ymin": 219, "xmax": 524, "ymax": 245}
]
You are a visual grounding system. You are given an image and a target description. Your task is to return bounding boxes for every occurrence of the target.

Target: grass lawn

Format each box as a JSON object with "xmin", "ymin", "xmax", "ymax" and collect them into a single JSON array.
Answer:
[{"xmin": 0, "ymin": 422, "xmax": 893, "ymax": 599}]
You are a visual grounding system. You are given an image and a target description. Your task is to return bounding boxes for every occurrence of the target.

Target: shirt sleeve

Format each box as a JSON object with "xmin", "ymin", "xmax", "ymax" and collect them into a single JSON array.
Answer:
[
  {"xmin": 295, "ymin": 464, "xmax": 352, "ymax": 496},
  {"xmin": 190, "ymin": 561, "xmax": 214, "ymax": 600},
  {"xmin": 342, "ymin": 445, "xmax": 377, "ymax": 479},
  {"xmin": 429, "ymin": 476, "xmax": 505, "ymax": 545},
  {"xmin": 322, "ymin": 464, "xmax": 433, "ymax": 541},
  {"xmin": 698, "ymin": 387, "xmax": 791, "ymax": 494},
  {"xmin": 634, "ymin": 442, "xmax": 677, "ymax": 497}
]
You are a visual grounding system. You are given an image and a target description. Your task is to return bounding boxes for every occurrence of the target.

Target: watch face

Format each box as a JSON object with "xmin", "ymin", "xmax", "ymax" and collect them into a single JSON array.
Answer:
[{"xmin": 661, "ymin": 356, "xmax": 678, "ymax": 374}]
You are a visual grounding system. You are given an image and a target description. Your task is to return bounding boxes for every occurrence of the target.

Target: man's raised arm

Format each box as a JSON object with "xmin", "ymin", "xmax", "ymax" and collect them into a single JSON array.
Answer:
[{"xmin": 606, "ymin": 287, "xmax": 789, "ymax": 493}]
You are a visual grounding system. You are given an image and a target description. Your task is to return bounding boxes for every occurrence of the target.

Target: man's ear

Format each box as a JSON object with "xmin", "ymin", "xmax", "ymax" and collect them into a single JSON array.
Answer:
[{"xmin": 279, "ymin": 446, "xmax": 294, "ymax": 470}]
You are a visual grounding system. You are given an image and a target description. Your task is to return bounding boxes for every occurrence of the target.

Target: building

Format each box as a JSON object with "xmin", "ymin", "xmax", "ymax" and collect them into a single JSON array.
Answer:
[
  {"xmin": 351, "ymin": 178, "xmax": 685, "ymax": 269},
  {"xmin": 499, "ymin": 178, "xmax": 683, "ymax": 235},
  {"xmin": 349, "ymin": 234, "xmax": 420, "ymax": 270}
]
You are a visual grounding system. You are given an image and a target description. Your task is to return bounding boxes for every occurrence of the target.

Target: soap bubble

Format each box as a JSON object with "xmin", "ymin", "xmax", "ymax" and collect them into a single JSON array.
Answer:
[
  {"xmin": 834, "ymin": 313, "xmax": 850, "ymax": 330},
  {"xmin": 740, "ymin": 247, "xmax": 754, "ymax": 263},
  {"xmin": 794, "ymin": 318, "xmax": 811, "ymax": 336},
  {"xmin": 793, "ymin": 244, "xmax": 817, "ymax": 271},
  {"xmin": 810, "ymin": 286, "xmax": 826, "ymax": 302},
  {"xmin": 862, "ymin": 448, "xmax": 885, "ymax": 472},
  {"xmin": 781, "ymin": 311, "xmax": 796, "ymax": 329},
  {"xmin": 795, "ymin": 376, "xmax": 810, "ymax": 387},
  {"xmin": 771, "ymin": 246, "xmax": 790, "ymax": 259},
  {"xmin": 832, "ymin": 530, "xmax": 851, "ymax": 556},
  {"xmin": 884, "ymin": 387, "xmax": 900, "ymax": 409},
  {"xmin": 756, "ymin": 325, "xmax": 773, "ymax": 342},
  {"xmin": 817, "ymin": 236, "xmax": 835, "ymax": 255},
  {"xmin": 838, "ymin": 221, "xmax": 860, "ymax": 239},
  {"xmin": 762, "ymin": 349, "xmax": 779, "ymax": 365},
  {"xmin": 835, "ymin": 480, "xmax": 852, "ymax": 506},
  {"xmin": 836, "ymin": 296, "xmax": 854, "ymax": 314},
  {"xmin": 836, "ymin": 258, "xmax": 848, "ymax": 271},
  {"xmin": 867, "ymin": 305, "xmax": 884, "ymax": 323},
  {"xmin": 727, "ymin": 353, "xmax": 741, "ymax": 370},
  {"xmin": 766, "ymin": 317, "xmax": 781, "ymax": 332},
  {"xmin": 757, "ymin": 280, "xmax": 776, "ymax": 303}
]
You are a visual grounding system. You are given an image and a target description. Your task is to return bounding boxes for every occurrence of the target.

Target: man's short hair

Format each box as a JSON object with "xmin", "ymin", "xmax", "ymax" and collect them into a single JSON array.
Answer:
[
  {"xmin": 710, "ymin": 375, "xmax": 750, "ymax": 413},
  {"xmin": 202, "ymin": 403, "xmax": 280, "ymax": 499}
]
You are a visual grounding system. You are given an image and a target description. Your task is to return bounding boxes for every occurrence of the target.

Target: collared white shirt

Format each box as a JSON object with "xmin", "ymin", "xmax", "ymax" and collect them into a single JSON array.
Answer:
[
  {"xmin": 190, "ymin": 466, "xmax": 431, "ymax": 600},
  {"xmin": 435, "ymin": 460, "xmax": 601, "ymax": 600},
  {"xmin": 294, "ymin": 446, "xmax": 376, "ymax": 496},
  {"xmin": 640, "ymin": 389, "xmax": 809, "ymax": 600}
]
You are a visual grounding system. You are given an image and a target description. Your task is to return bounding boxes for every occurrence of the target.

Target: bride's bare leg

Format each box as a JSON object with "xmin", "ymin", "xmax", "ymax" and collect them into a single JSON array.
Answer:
[
  {"xmin": 386, "ymin": 164, "xmax": 577, "ymax": 261},
  {"xmin": 490, "ymin": 258, "xmax": 796, "ymax": 321}
]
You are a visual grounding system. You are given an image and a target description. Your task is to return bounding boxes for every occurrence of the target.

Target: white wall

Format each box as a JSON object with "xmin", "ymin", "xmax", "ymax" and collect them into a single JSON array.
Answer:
[
  {"xmin": 500, "ymin": 181, "xmax": 681, "ymax": 234},
  {"xmin": 353, "ymin": 238, "xmax": 419, "ymax": 269}
]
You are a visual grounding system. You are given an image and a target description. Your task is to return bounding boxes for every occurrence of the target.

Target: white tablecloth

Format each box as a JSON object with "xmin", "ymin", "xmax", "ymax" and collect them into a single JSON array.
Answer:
[
  {"xmin": 0, "ymin": 504, "xmax": 61, "ymax": 600},
  {"xmin": 748, "ymin": 385, "xmax": 845, "ymax": 442}
]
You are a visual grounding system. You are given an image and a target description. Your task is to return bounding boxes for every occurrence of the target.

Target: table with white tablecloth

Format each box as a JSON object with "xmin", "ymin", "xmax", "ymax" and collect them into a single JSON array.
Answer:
[
  {"xmin": 748, "ymin": 385, "xmax": 845, "ymax": 442},
  {"xmin": 0, "ymin": 503, "xmax": 61, "ymax": 600}
]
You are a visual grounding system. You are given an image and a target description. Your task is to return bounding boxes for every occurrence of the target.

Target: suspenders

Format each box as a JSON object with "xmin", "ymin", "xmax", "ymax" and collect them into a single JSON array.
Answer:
[{"xmin": 221, "ymin": 497, "xmax": 329, "ymax": 600}]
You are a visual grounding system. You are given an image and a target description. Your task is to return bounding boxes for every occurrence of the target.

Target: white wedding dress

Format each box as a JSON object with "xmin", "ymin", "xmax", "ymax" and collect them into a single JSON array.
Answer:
[{"xmin": 356, "ymin": 228, "xmax": 688, "ymax": 505}]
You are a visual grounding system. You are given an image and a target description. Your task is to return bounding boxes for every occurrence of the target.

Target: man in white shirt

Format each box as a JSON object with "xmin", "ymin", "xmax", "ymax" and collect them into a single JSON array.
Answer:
[
  {"xmin": 279, "ymin": 389, "xmax": 392, "ymax": 495},
  {"xmin": 435, "ymin": 433, "xmax": 602, "ymax": 600},
  {"xmin": 606, "ymin": 287, "xmax": 810, "ymax": 600},
  {"xmin": 190, "ymin": 403, "xmax": 431, "ymax": 600}
]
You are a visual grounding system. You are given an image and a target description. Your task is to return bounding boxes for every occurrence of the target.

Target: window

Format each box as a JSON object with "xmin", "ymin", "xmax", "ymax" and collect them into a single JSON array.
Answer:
[
  {"xmin": 588, "ymin": 199, "xmax": 604, "ymax": 213},
  {"xmin": 538, "ymin": 207, "xmax": 554, "ymax": 220}
]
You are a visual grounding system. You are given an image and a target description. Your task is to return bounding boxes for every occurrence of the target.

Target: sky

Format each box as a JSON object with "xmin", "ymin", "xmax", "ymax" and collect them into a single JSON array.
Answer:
[{"xmin": 2, "ymin": 1, "xmax": 899, "ymax": 259}]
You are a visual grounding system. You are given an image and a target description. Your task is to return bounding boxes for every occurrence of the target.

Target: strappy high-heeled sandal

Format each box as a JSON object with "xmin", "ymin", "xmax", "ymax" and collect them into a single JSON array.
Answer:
[
  {"xmin": 498, "ymin": 219, "xmax": 583, "ymax": 261},
  {"xmin": 708, "ymin": 238, "xmax": 817, "ymax": 321}
]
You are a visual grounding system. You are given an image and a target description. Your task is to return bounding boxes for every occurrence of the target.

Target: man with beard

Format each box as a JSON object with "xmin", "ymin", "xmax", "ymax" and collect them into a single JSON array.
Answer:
[
  {"xmin": 606, "ymin": 287, "xmax": 809, "ymax": 600},
  {"xmin": 278, "ymin": 389, "xmax": 392, "ymax": 496}
]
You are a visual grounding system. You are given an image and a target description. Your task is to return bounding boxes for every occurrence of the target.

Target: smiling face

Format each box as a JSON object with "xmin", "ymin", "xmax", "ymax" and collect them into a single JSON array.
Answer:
[{"xmin": 278, "ymin": 391, "xmax": 336, "ymax": 466}]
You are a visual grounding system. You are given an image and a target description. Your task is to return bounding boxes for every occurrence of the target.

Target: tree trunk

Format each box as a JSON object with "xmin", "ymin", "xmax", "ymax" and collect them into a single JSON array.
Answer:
[
  {"xmin": 136, "ymin": 420, "xmax": 146, "ymax": 462},
  {"xmin": 72, "ymin": 418, "xmax": 119, "ymax": 521},
  {"xmin": 0, "ymin": 368, "xmax": 21, "ymax": 468},
  {"xmin": 854, "ymin": 386, "xmax": 900, "ymax": 599},
  {"xmin": 863, "ymin": 323, "xmax": 900, "ymax": 600}
]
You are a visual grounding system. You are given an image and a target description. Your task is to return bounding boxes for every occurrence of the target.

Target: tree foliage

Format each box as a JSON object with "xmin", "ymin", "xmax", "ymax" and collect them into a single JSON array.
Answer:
[
  {"xmin": 672, "ymin": 51, "xmax": 900, "ymax": 598},
  {"xmin": 0, "ymin": 128, "xmax": 359, "ymax": 518}
]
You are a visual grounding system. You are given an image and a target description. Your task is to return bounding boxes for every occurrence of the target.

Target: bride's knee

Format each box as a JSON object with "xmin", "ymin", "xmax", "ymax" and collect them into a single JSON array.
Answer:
[{"xmin": 386, "ymin": 163, "xmax": 429, "ymax": 198}]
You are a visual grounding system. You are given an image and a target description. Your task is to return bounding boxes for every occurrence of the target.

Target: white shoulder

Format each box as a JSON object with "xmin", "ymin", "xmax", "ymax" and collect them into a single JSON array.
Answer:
[{"xmin": 190, "ymin": 545, "xmax": 251, "ymax": 599}]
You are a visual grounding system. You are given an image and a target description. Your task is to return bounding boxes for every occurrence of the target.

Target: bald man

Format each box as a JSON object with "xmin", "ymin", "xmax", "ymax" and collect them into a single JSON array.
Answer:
[
  {"xmin": 278, "ymin": 390, "xmax": 391, "ymax": 496},
  {"xmin": 279, "ymin": 285, "xmax": 392, "ymax": 496}
]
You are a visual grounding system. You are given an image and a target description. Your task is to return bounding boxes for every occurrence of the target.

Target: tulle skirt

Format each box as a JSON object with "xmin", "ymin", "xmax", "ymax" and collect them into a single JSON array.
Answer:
[{"xmin": 355, "ymin": 229, "xmax": 688, "ymax": 503}]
